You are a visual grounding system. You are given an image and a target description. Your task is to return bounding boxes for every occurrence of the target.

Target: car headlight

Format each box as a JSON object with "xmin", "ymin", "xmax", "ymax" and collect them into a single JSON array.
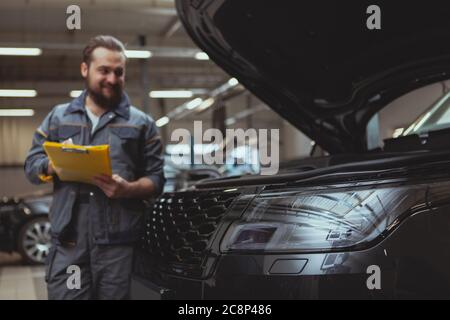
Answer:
[{"xmin": 220, "ymin": 185, "xmax": 427, "ymax": 253}]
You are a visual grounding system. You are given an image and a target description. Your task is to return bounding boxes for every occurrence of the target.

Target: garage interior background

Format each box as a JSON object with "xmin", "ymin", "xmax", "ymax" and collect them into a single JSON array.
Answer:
[
  {"xmin": 1, "ymin": 0, "xmax": 449, "ymax": 198},
  {"xmin": 2, "ymin": 0, "xmax": 450, "ymax": 301}
]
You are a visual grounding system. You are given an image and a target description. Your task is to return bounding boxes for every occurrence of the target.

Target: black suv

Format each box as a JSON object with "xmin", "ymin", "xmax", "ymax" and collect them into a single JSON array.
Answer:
[{"xmin": 131, "ymin": 0, "xmax": 450, "ymax": 299}]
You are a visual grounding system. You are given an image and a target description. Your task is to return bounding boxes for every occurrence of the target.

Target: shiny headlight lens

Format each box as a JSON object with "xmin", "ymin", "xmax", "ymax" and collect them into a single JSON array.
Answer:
[{"xmin": 220, "ymin": 185, "xmax": 426, "ymax": 252}]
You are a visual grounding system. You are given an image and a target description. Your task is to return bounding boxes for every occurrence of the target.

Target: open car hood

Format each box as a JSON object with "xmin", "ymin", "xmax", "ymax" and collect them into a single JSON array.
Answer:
[{"xmin": 176, "ymin": 0, "xmax": 450, "ymax": 153}]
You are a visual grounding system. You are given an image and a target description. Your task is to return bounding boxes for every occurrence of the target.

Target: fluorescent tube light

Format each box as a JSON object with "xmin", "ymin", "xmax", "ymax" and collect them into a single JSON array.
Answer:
[
  {"xmin": 0, "ymin": 89, "xmax": 37, "ymax": 97},
  {"xmin": 0, "ymin": 109, "xmax": 35, "ymax": 116},
  {"xmin": 228, "ymin": 78, "xmax": 239, "ymax": 86},
  {"xmin": 0, "ymin": 48, "xmax": 42, "ymax": 56},
  {"xmin": 125, "ymin": 50, "xmax": 152, "ymax": 59},
  {"xmin": 150, "ymin": 90, "xmax": 193, "ymax": 98},
  {"xmin": 69, "ymin": 90, "xmax": 83, "ymax": 98},
  {"xmin": 156, "ymin": 116, "xmax": 170, "ymax": 127},
  {"xmin": 195, "ymin": 52, "xmax": 209, "ymax": 60},
  {"xmin": 185, "ymin": 98, "xmax": 204, "ymax": 110}
]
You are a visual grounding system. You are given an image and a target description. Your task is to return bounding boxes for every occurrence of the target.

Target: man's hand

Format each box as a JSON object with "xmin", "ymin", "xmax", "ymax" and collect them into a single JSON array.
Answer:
[
  {"xmin": 47, "ymin": 160, "xmax": 55, "ymax": 175},
  {"xmin": 92, "ymin": 174, "xmax": 157, "ymax": 199},
  {"xmin": 92, "ymin": 174, "xmax": 131, "ymax": 199},
  {"xmin": 46, "ymin": 138, "xmax": 71, "ymax": 176}
]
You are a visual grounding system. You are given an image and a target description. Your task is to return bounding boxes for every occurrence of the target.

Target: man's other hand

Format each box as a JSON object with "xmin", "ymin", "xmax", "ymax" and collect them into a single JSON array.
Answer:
[{"xmin": 92, "ymin": 174, "xmax": 131, "ymax": 198}]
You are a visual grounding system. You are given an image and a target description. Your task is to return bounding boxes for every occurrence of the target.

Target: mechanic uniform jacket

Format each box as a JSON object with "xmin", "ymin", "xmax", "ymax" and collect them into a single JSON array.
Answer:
[{"xmin": 24, "ymin": 90, "xmax": 165, "ymax": 245}]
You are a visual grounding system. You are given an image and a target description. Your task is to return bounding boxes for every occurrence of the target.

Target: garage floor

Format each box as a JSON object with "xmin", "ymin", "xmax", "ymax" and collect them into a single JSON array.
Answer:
[{"xmin": 0, "ymin": 253, "xmax": 47, "ymax": 300}]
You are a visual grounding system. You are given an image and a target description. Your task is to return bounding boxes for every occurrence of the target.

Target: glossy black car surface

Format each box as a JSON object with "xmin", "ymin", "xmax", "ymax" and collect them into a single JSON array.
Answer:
[{"xmin": 131, "ymin": 0, "xmax": 450, "ymax": 299}]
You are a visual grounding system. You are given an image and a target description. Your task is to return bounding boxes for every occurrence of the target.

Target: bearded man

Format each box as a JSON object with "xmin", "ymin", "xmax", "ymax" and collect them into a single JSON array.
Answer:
[{"xmin": 24, "ymin": 35, "xmax": 165, "ymax": 300}]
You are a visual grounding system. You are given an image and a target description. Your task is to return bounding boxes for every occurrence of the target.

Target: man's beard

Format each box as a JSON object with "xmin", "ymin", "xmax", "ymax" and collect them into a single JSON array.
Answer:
[{"xmin": 86, "ymin": 79, "xmax": 123, "ymax": 109}]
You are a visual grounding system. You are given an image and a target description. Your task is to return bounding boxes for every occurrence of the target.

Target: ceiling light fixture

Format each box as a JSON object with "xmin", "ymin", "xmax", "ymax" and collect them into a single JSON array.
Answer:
[
  {"xmin": 0, "ymin": 89, "xmax": 37, "ymax": 97},
  {"xmin": 69, "ymin": 90, "xmax": 83, "ymax": 98},
  {"xmin": 150, "ymin": 90, "xmax": 194, "ymax": 98},
  {"xmin": 0, "ymin": 109, "xmax": 35, "ymax": 117},
  {"xmin": 195, "ymin": 52, "xmax": 209, "ymax": 60},
  {"xmin": 156, "ymin": 116, "xmax": 170, "ymax": 127},
  {"xmin": 125, "ymin": 50, "xmax": 152, "ymax": 59},
  {"xmin": 0, "ymin": 48, "xmax": 42, "ymax": 56}
]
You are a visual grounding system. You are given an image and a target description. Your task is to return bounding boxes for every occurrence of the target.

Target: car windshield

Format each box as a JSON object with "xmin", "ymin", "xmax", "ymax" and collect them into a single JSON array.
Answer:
[{"xmin": 403, "ymin": 92, "xmax": 450, "ymax": 136}]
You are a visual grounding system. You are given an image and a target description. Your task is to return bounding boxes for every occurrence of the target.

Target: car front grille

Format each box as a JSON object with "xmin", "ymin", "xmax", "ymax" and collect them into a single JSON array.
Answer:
[{"xmin": 141, "ymin": 190, "xmax": 239, "ymax": 277}]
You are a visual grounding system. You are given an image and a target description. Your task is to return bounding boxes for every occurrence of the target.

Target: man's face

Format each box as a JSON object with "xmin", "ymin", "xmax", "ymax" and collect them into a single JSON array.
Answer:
[{"xmin": 81, "ymin": 47, "xmax": 126, "ymax": 108}]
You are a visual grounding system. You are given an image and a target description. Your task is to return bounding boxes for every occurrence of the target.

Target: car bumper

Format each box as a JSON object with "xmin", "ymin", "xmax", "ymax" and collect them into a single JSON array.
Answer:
[
  {"xmin": 131, "ymin": 247, "xmax": 396, "ymax": 299},
  {"xmin": 131, "ymin": 204, "xmax": 450, "ymax": 299}
]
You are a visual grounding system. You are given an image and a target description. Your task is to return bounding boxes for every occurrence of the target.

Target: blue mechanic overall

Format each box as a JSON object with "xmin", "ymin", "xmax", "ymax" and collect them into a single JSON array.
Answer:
[{"xmin": 24, "ymin": 90, "xmax": 165, "ymax": 299}]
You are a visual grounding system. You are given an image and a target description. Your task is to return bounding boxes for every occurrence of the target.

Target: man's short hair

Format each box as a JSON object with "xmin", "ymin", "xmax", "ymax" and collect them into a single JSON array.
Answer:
[{"xmin": 82, "ymin": 35, "xmax": 126, "ymax": 65}]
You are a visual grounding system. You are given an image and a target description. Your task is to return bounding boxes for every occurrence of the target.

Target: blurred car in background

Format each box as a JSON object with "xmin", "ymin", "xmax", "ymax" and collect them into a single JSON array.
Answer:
[
  {"xmin": 163, "ymin": 157, "xmax": 222, "ymax": 193},
  {"xmin": 163, "ymin": 143, "xmax": 259, "ymax": 192},
  {"xmin": 0, "ymin": 192, "xmax": 51, "ymax": 264}
]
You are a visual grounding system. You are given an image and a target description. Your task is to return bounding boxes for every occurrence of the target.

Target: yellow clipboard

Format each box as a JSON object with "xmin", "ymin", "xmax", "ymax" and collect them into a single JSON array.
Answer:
[{"xmin": 43, "ymin": 141, "xmax": 112, "ymax": 184}]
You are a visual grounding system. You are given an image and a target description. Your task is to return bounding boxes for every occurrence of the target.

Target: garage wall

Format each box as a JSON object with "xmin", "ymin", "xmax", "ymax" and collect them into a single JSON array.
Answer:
[
  {"xmin": 0, "ymin": 109, "xmax": 51, "ymax": 197},
  {"xmin": 0, "ymin": 112, "xmax": 46, "ymax": 165},
  {"xmin": 0, "ymin": 167, "xmax": 51, "ymax": 198}
]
